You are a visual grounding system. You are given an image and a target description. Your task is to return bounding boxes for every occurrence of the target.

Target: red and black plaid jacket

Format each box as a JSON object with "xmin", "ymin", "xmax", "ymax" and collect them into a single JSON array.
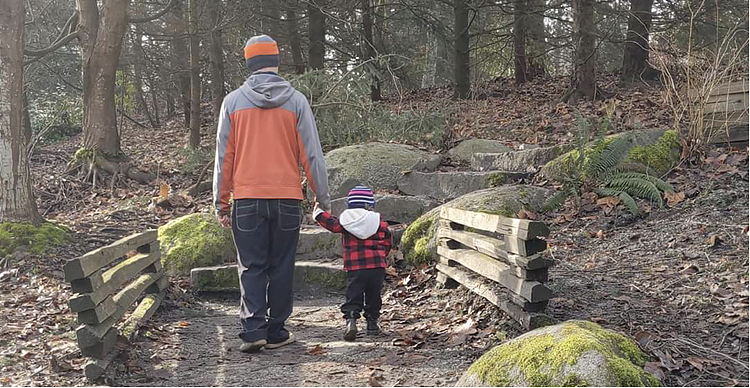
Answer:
[{"xmin": 315, "ymin": 211, "xmax": 391, "ymax": 271}]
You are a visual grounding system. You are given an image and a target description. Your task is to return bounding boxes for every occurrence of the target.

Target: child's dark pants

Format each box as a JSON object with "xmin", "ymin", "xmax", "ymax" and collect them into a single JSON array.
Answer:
[{"xmin": 341, "ymin": 268, "xmax": 385, "ymax": 319}]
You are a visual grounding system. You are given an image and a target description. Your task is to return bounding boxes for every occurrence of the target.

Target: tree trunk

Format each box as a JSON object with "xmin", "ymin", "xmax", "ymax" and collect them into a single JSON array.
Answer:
[
  {"xmin": 513, "ymin": 0, "xmax": 528, "ymax": 84},
  {"xmin": 453, "ymin": 0, "xmax": 470, "ymax": 99},
  {"xmin": 188, "ymin": 0, "xmax": 201, "ymax": 149},
  {"xmin": 133, "ymin": 21, "xmax": 156, "ymax": 127},
  {"xmin": 526, "ymin": 0, "xmax": 546, "ymax": 79},
  {"xmin": 286, "ymin": 6, "xmax": 306, "ymax": 74},
  {"xmin": 78, "ymin": 0, "xmax": 129, "ymax": 156},
  {"xmin": 362, "ymin": 0, "xmax": 381, "ymax": 100},
  {"xmin": 308, "ymin": 0, "xmax": 326, "ymax": 70},
  {"xmin": 620, "ymin": 0, "xmax": 656, "ymax": 85},
  {"xmin": 0, "ymin": 0, "xmax": 40, "ymax": 224},
  {"xmin": 168, "ymin": 0, "xmax": 191, "ymax": 127},
  {"xmin": 209, "ymin": 0, "xmax": 225, "ymax": 121},
  {"xmin": 563, "ymin": 0, "xmax": 596, "ymax": 103}
]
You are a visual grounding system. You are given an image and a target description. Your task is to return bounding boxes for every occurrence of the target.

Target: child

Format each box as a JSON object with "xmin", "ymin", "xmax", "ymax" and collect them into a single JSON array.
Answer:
[{"xmin": 313, "ymin": 185, "xmax": 392, "ymax": 341}]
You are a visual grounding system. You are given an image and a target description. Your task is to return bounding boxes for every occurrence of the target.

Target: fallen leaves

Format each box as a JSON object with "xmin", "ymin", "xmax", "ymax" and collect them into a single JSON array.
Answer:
[
  {"xmin": 664, "ymin": 191, "xmax": 685, "ymax": 207},
  {"xmin": 176, "ymin": 321, "xmax": 190, "ymax": 327},
  {"xmin": 307, "ymin": 344, "xmax": 326, "ymax": 356},
  {"xmin": 448, "ymin": 318, "xmax": 478, "ymax": 345}
]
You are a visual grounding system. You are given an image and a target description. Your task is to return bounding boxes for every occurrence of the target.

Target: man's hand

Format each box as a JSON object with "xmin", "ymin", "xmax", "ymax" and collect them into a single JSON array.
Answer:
[
  {"xmin": 312, "ymin": 202, "xmax": 320, "ymax": 215},
  {"xmin": 217, "ymin": 214, "xmax": 231, "ymax": 228}
]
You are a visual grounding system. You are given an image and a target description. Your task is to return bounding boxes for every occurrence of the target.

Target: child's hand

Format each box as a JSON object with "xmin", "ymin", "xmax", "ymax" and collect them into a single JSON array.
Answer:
[{"xmin": 312, "ymin": 202, "xmax": 320, "ymax": 214}]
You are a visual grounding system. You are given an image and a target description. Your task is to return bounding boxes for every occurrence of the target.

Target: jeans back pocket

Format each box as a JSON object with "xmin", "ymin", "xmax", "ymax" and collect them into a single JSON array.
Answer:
[
  {"xmin": 235, "ymin": 200, "xmax": 260, "ymax": 233},
  {"xmin": 278, "ymin": 200, "xmax": 301, "ymax": 231}
]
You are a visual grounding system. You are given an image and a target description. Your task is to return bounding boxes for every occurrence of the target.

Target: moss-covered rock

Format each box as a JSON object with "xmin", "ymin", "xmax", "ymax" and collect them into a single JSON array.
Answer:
[
  {"xmin": 0, "ymin": 222, "xmax": 70, "ymax": 258},
  {"xmin": 448, "ymin": 138, "xmax": 512, "ymax": 162},
  {"xmin": 457, "ymin": 320, "xmax": 660, "ymax": 387},
  {"xmin": 158, "ymin": 213, "xmax": 235, "ymax": 276},
  {"xmin": 542, "ymin": 129, "xmax": 679, "ymax": 179},
  {"xmin": 400, "ymin": 186, "xmax": 551, "ymax": 265},
  {"xmin": 325, "ymin": 142, "xmax": 441, "ymax": 199}
]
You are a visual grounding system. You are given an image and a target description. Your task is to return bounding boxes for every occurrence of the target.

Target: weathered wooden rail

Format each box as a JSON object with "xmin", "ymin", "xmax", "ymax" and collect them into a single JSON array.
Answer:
[
  {"xmin": 435, "ymin": 207, "xmax": 553, "ymax": 329},
  {"xmin": 702, "ymin": 79, "xmax": 749, "ymax": 144},
  {"xmin": 63, "ymin": 230, "xmax": 167, "ymax": 381}
]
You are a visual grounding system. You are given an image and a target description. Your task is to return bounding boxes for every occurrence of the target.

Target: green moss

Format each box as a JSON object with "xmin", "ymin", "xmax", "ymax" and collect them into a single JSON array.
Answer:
[
  {"xmin": 194, "ymin": 266, "xmax": 239, "ymax": 291},
  {"xmin": 158, "ymin": 213, "xmax": 235, "ymax": 276},
  {"xmin": 466, "ymin": 321, "xmax": 658, "ymax": 387},
  {"xmin": 0, "ymin": 222, "xmax": 69, "ymax": 258},
  {"xmin": 74, "ymin": 147, "xmax": 95, "ymax": 162},
  {"xmin": 563, "ymin": 375, "xmax": 589, "ymax": 387},
  {"xmin": 301, "ymin": 267, "xmax": 347, "ymax": 289},
  {"xmin": 487, "ymin": 173, "xmax": 504, "ymax": 188},
  {"xmin": 401, "ymin": 216, "xmax": 434, "ymax": 265},
  {"xmin": 628, "ymin": 130, "xmax": 680, "ymax": 175}
]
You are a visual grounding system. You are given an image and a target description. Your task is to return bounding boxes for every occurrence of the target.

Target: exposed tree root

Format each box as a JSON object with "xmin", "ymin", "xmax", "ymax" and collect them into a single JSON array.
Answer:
[{"xmin": 67, "ymin": 151, "xmax": 155, "ymax": 187}]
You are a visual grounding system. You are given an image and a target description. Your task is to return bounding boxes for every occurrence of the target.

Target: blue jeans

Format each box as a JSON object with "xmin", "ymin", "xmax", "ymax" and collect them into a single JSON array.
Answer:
[{"xmin": 232, "ymin": 198, "xmax": 301, "ymax": 343}]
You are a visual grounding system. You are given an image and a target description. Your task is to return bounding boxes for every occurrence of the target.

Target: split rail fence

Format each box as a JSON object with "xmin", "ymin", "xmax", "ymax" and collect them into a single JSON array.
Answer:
[
  {"xmin": 63, "ymin": 230, "xmax": 167, "ymax": 381},
  {"xmin": 435, "ymin": 207, "xmax": 554, "ymax": 329}
]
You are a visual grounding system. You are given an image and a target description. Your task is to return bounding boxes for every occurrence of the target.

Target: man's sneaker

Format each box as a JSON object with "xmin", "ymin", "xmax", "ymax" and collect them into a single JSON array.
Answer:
[
  {"xmin": 265, "ymin": 333, "xmax": 296, "ymax": 349},
  {"xmin": 344, "ymin": 318, "xmax": 358, "ymax": 342},
  {"xmin": 366, "ymin": 319, "xmax": 380, "ymax": 336},
  {"xmin": 239, "ymin": 339, "xmax": 267, "ymax": 353}
]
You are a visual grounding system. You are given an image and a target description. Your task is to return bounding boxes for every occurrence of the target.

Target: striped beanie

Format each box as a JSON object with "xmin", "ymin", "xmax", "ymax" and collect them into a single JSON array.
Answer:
[
  {"xmin": 347, "ymin": 186, "xmax": 376, "ymax": 209},
  {"xmin": 244, "ymin": 35, "xmax": 279, "ymax": 72}
]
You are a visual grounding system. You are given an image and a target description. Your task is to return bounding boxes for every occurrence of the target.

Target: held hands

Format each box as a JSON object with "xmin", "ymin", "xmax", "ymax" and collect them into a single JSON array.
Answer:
[{"xmin": 217, "ymin": 214, "xmax": 231, "ymax": 228}]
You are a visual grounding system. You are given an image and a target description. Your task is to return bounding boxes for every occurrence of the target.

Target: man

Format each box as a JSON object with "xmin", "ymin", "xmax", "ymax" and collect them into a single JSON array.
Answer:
[{"xmin": 213, "ymin": 35, "xmax": 330, "ymax": 353}]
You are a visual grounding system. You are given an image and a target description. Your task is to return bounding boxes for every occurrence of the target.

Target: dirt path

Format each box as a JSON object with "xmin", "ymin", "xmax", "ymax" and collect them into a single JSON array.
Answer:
[{"xmin": 113, "ymin": 285, "xmax": 477, "ymax": 387}]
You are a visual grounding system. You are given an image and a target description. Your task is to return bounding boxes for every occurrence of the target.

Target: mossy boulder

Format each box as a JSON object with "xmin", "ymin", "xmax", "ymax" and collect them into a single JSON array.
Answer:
[
  {"xmin": 325, "ymin": 142, "xmax": 441, "ymax": 199},
  {"xmin": 448, "ymin": 139, "xmax": 512, "ymax": 162},
  {"xmin": 542, "ymin": 129, "xmax": 680, "ymax": 179},
  {"xmin": 158, "ymin": 213, "xmax": 235, "ymax": 276},
  {"xmin": 457, "ymin": 320, "xmax": 659, "ymax": 387},
  {"xmin": 0, "ymin": 222, "xmax": 69, "ymax": 258},
  {"xmin": 400, "ymin": 185, "xmax": 551, "ymax": 265}
]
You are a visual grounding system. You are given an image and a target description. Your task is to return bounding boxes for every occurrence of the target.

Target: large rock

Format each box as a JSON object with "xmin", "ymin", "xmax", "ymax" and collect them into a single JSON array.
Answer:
[
  {"xmin": 542, "ymin": 129, "xmax": 679, "ymax": 179},
  {"xmin": 159, "ymin": 213, "xmax": 235, "ymax": 276},
  {"xmin": 325, "ymin": 143, "xmax": 441, "ymax": 199},
  {"xmin": 298, "ymin": 225, "xmax": 342, "ymax": 260},
  {"xmin": 397, "ymin": 171, "xmax": 529, "ymax": 201},
  {"xmin": 457, "ymin": 320, "xmax": 659, "ymax": 387},
  {"xmin": 400, "ymin": 185, "xmax": 551, "ymax": 265},
  {"xmin": 330, "ymin": 194, "xmax": 440, "ymax": 224},
  {"xmin": 190, "ymin": 261, "xmax": 346, "ymax": 292},
  {"xmin": 471, "ymin": 145, "xmax": 572, "ymax": 173},
  {"xmin": 448, "ymin": 139, "xmax": 512, "ymax": 162}
]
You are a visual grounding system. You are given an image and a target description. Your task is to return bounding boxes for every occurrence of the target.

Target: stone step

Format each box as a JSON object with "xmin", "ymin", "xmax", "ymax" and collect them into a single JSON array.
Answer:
[
  {"xmin": 190, "ymin": 261, "xmax": 347, "ymax": 292},
  {"xmin": 397, "ymin": 171, "xmax": 529, "ymax": 201},
  {"xmin": 471, "ymin": 145, "xmax": 572, "ymax": 173},
  {"xmin": 298, "ymin": 225, "xmax": 342, "ymax": 260},
  {"xmin": 330, "ymin": 194, "xmax": 439, "ymax": 224}
]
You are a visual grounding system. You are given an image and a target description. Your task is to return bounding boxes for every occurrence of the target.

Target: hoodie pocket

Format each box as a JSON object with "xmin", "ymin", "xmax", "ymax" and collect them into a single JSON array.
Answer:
[{"xmin": 278, "ymin": 200, "xmax": 301, "ymax": 231}]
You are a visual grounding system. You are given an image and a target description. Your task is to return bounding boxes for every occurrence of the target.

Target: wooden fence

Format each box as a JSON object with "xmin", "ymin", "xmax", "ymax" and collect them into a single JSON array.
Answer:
[
  {"xmin": 702, "ymin": 79, "xmax": 749, "ymax": 144},
  {"xmin": 63, "ymin": 230, "xmax": 167, "ymax": 381},
  {"xmin": 435, "ymin": 207, "xmax": 553, "ymax": 329}
]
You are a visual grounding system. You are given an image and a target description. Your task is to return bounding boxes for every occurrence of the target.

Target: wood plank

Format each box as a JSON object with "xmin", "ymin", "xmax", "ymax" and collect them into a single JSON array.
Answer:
[
  {"xmin": 703, "ymin": 99, "xmax": 748, "ymax": 114},
  {"xmin": 437, "ymin": 227, "xmax": 553, "ymax": 269},
  {"xmin": 121, "ymin": 292, "xmax": 164, "ymax": 341},
  {"xmin": 438, "ymin": 246, "xmax": 552, "ymax": 303},
  {"xmin": 436, "ymin": 263, "xmax": 553, "ymax": 329},
  {"xmin": 76, "ymin": 271, "xmax": 161, "ymax": 348},
  {"xmin": 705, "ymin": 90, "xmax": 748, "ymax": 104},
  {"xmin": 68, "ymin": 250, "xmax": 160, "ymax": 312},
  {"xmin": 79, "ymin": 327, "xmax": 118, "ymax": 359},
  {"xmin": 437, "ymin": 241, "xmax": 548, "ymax": 282},
  {"xmin": 691, "ymin": 80, "xmax": 750, "ymax": 98},
  {"xmin": 70, "ymin": 271, "xmax": 103, "ymax": 294},
  {"xmin": 145, "ymin": 274, "xmax": 168, "ymax": 294},
  {"xmin": 440, "ymin": 207, "xmax": 549, "ymax": 239},
  {"xmin": 708, "ymin": 126, "xmax": 750, "ymax": 144},
  {"xmin": 64, "ymin": 230, "xmax": 157, "ymax": 281},
  {"xmin": 503, "ymin": 235, "xmax": 547, "ymax": 256},
  {"xmin": 77, "ymin": 296, "xmax": 117, "ymax": 325},
  {"xmin": 84, "ymin": 348, "xmax": 119, "ymax": 381},
  {"xmin": 137, "ymin": 240, "xmax": 159, "ymax": 254},
  {"xmin": 436, "ymin": 271, "xmax": 459, "ymax": 289}
]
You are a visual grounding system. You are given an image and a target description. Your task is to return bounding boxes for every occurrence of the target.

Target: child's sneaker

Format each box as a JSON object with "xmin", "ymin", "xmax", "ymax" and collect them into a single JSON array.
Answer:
[
  {"xmin": 265, "ymin": 333, "xmax": 296, "ymax": 349},
  {"xmin": 366, "ymin": 319, "xmax": 380, "ymax": 336},
  {"xmin": 344, "ymin": 318, "xmax": 358, "ymax": 341}
]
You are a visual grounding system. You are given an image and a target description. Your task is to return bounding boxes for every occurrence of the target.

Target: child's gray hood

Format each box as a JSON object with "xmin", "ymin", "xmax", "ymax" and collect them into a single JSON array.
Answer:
[{"xmin": 340, "ymin": 209, "xmax": 380, "ymax": 239}]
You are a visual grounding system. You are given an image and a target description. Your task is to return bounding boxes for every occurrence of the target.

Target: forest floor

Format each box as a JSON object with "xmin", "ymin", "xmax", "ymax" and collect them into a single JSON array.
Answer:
[{"xmin": 0, "ymin": 75, "xmax": 747, "ymax": 386}]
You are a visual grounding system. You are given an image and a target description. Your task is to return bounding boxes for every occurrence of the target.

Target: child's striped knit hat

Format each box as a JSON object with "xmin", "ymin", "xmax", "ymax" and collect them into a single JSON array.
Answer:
[
  {"xmin": 244, "ymin": 35, "xmax": 279, "ymax": 72},
  {"xmin": 347, "ymin": 186, "xmax": 376, "ymax": 209}
]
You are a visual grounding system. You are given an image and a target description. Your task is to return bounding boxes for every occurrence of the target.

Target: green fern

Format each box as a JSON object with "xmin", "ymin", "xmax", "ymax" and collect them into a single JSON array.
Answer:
[
  {"xmin": 610, "ymin": 171, "xmax": 675, "ymax": 193},
  {"xmin": 585, "ymin": 136, "xmax": 632, "ymax": 180},
  {"xmin": 543, "ymin": 186, "xmax": 574, "ymax": 212},
  {"xmin": 596, "ymin": 188, "xmax": 640, "ymax": 215},
  {"xmin": 604, "ymin": 174, "xmax": 664, "ymax": 207}
]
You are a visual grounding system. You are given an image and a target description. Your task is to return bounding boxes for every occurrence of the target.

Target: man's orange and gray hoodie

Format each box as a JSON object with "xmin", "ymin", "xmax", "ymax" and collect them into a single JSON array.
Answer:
[{"xmin": 213, "ymin": 72, "xmax": 330, "ymax": 216}]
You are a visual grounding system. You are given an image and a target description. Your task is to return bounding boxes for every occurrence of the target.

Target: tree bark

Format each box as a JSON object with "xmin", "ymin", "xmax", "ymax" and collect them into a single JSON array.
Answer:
[
  {"xmin": 132, "ymin": 21, "xmax": 156, "ymax": 127},
  {"xmin": 0, "ymin": 0, "xmax": 40, "ymax": 224},
  {"xmin": 362, "ymin": 0, "xmax": 381, "ymax": 100},
  {"xmin": 563, "ymin": 0, "xmax": 596, "ymax": 103},
  {"xmin": 188, "ymin": 0, "xmax": 201, "ymax": 149},
  {"xmin": 515, "ymin": 0, "xmax": 546, "ymax": 85},
  {"xmin": 620, "ymin": 0, "xmax": 656, "ymax": 85},
  {"xmin": 513, "ymin": 0, "xmax": 528, "ymax": 84},
  {"xmin": 453, "ymin": 0, "xmax": 470, "ymax": 99},
  {"xmin": 308, "ymin": 0, "xmax": 326, "ymax": 70},
  {"xmin": 167, "ymin": 0, "xmax": 191, "ymax": 127},
  {"xmin": 286, "ymin": 6, "xmax": 306, "ymax": 74},
  {"xmin": 208, "ymin": 0, "xmax": 225, "ymax": 121}
]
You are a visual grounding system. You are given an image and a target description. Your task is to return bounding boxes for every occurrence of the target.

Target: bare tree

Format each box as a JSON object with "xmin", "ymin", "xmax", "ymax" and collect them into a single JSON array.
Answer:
[
  {"xmin": 286, "ymin": 2, "xmax": 306, "ymax": 74},
  {"xmin": 454, "ymin": 0, "xmax": 470, "ymax": 99},
  {"xmin": 0, "ymin": 0, "xmax": 40, "ymax": 224},
  {"xmin": 621, "ymin": 0, "xmax": 658, "ymax": 85},
  {"xmin": 167, "ymin": 0, "xmax": 192, "ymax": 128},
  {"xmin": 562, "ymin": 0, "xmax": 597, "ymax": 103},
  {"xmin": 309, "ymin": 0, "xmax": 326, "ymax": 70},
  {"xmin": 515, "ymin": 0, "xmax": 546, "ymax": 84},
  {"xmin": 209, "ymin": 0, "xmax": 225, "ymax": 121},
  {"xmin": 362, "ymin": 0, "xmax": 382, "ymax": 100},
  {"xmin": 188, "ymin": 0, "xmax": 201, "ymax": 149}
]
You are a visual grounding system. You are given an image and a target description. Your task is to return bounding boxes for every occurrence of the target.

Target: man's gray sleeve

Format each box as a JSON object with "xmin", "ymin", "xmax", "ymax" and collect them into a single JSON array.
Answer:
[{"xmin": 296, "ymin": 93, "xmax": 331, "ymax": 210}]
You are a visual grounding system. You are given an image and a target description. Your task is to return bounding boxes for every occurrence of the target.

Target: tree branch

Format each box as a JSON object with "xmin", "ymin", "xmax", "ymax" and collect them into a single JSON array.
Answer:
[
  {"xmin": 24, "ymin": 30, "xmax": 79, "ymax": 57},
  {"xmin": 129, "ymin": 0, "xmax": 177, "ymax": 23}
]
